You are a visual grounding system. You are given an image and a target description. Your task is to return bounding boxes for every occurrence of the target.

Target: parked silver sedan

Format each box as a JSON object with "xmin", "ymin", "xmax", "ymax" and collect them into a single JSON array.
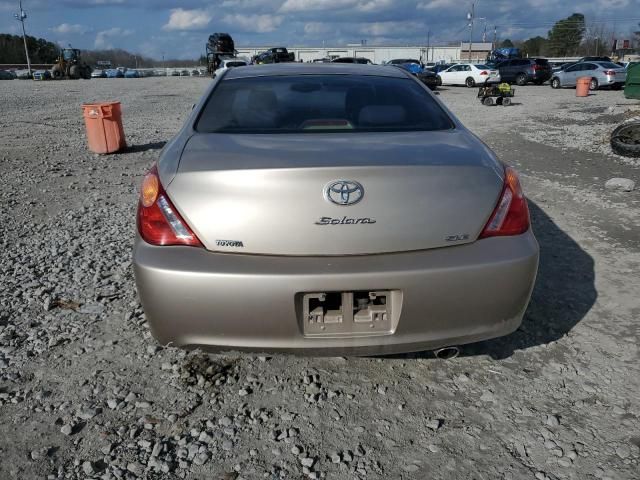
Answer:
[
  {"xmin": 133, "ymin": 63, "xmax": 539, "ymax": 356},
  {"xmin": 550, "ymin": 61, "xmax": 626, "ymax": 90}
]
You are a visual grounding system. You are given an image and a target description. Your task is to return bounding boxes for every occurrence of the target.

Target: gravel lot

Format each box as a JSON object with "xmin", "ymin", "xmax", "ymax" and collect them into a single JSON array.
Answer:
[{"xmin": 1, "ymin": 77, "xmax": 639, "ymax": 480}]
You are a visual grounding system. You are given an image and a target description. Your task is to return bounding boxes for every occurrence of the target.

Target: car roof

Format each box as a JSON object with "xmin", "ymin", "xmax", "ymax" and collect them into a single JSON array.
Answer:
[{"xmin": 224, "ymin": 63, "xmax": 407, "ymax": 79}]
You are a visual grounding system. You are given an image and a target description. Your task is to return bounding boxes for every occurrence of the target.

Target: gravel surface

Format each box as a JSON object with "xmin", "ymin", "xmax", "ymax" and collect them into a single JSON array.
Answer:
[{"xmin": 0, "ymin": 77, "xmax": 639, "ymax": 480}]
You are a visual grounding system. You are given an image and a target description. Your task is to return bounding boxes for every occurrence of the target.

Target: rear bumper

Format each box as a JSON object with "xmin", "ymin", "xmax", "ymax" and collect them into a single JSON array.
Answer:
[
  {"xmin": 133, "ymin": 231, "xmax": 539, "ymax": 355},
  {"xmin": 604, "ymin": 77, "xmax": 625, "ymax": 86},
  {"xmin": 530, "ymin": 72, "xmax": 552, "ymax": 82}
]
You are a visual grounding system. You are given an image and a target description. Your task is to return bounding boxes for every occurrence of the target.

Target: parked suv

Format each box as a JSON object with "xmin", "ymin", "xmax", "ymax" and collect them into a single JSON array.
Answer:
[{"xmin": 496, "ymin": 58, "xmax": 552, "ymax": 85}]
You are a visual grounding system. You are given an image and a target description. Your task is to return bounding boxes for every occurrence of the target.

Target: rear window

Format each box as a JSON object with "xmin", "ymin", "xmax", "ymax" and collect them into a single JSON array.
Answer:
[
  {"xmin": 196, "ymin": 75, "xmax": 454, "ymax": 134},
  {"xmin": 226, "ymin": 62, "xmax": 246, "ymax": 68},
  {"xmin": 534, "ymin": 58, "xmax": 549, "ymax": 65},
  {"xmin": 474, "ymin": 64, "xmax": 490, "ymax": 69},
  {"xmin": 597, "ymin": 62, "xmax": 621, "ymax": 69}
]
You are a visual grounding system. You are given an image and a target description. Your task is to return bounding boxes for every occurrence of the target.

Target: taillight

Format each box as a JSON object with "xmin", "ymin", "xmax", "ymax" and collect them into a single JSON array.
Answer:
[
  {"xmin": 137, "ymin": 165, "xmax": 203, "ymax": 247},
  {"xmin": 604, "ymin": 70, "xmax": 616, "ymax": 76},
  {"xmin": 479, "ymin": 166, "xmax": 530, "ymax": 239},
  {"xmin": 480, "ymin": 71, "xmax": 488, "ymax": 75}
]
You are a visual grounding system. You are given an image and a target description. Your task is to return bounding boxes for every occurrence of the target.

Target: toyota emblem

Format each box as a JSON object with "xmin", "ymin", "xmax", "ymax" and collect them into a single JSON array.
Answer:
[{"xmin": 324, "ymin": 180, "xmax": 364, "ymax": 206}]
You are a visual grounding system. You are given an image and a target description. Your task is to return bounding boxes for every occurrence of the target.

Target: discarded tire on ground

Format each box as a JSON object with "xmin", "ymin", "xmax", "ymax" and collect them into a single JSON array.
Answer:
[{"xmin": 611, "ymin": 121, "xmax": 640, "ymax": 157}]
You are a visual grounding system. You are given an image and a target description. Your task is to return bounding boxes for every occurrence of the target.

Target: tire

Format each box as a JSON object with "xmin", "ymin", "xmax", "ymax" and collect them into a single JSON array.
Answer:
[
  {"xmin": 51, "ymin": 65, "xmax": 63, "ymax": 79},
  {"xmin": 436, "ymin": 75, "xmax": 442, "ymax": 86},
  {"xmin": 69, "ymin": 65, "xmax": 80, "ymax": 79},
  {"xmin": 611, "ymin": 122, "xmax": 640, "ymax": 158},
  {"xmin": 465, "ymin": 77, "xmax": 475, "ymax": 88},
  {"xmin": 589, "ymin": 78, "xmax": 599, "ymax": 91},
  {"xmin": 502, "ymin": 97, "xmax": 512, "ymax": 106},
  {"xmin": 516, "ymin": 73, "xmax": 527, "ymax": 86},
  {"xmin": 482, "ymin": 97, "xmax": 494, "ymax": 106},
  {"xmin": 81, "ymin": 66, "xmax": 92, "ymax": 80},
  {"xmin": 551, "ymin": 77, "xmax": 561, "ymax": 89}
]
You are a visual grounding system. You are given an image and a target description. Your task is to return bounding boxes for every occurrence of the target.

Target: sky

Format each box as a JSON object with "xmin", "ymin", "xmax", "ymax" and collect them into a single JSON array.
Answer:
[{"xmin": 0, "ymin": 0, "xmax": 639, "ymax": 59}]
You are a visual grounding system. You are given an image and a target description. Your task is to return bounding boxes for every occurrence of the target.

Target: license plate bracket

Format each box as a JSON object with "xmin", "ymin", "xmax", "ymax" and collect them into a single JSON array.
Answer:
[{"xmin": 301, "ymin": 290, "xmax": 399, "ymax": 337}]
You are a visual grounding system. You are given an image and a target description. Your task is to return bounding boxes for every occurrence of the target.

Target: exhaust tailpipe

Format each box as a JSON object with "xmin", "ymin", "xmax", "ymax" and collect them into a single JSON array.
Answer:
[{"xmin": 434, "ymin": 346, "xmax": 460, "ymax": 360}]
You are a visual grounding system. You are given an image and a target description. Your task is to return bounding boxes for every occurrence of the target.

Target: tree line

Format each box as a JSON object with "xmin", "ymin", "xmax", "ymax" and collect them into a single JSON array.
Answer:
[
  {"xmin": 498, "ymin": 14, "xmax": 640, "ymax": 58},
  {"xmin": 0, "ymin": 33, "xmax": 202, "ymax": 68},
  {"xmin": 0, "ymin": 34, "xmax": 59, "ymax": 64}
]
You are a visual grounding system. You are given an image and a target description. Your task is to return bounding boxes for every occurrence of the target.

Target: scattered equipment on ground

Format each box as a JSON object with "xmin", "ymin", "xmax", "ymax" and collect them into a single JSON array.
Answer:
[
  {"xmin": 611, "ymin": 121, "xmax": 640, "ymax": 157},
  {"xmin": 51, "ymin": 48, "xmax": 92, "ymax": 80},
  {"xmin": 478, "ymin": 82, "xmax": 514, "ymax": 106},
  {"xmin": 206, "ymin": 33, "xmax": 236, "ymax": 76}
]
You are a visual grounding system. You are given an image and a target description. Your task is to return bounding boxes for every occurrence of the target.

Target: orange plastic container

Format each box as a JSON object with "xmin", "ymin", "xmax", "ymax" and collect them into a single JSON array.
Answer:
[
  {"xmin": 576, "ymin": 77, "xmax": 591, "ymax": 97},
  {"xmin": 82, "ymin": 102, "xmax": 127, "ymax": 154}
]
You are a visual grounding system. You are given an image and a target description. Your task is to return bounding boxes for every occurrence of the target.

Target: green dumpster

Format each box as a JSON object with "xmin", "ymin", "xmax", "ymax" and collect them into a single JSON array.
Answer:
[{"xmin": 625, "ymin": 63, "xmax": 640, "ymax": 99}]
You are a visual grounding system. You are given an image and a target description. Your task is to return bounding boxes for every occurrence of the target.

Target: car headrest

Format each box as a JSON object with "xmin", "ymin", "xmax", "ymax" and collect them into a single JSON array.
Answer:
[
  {"xmin": 345, "ymin": 87, "xmax": 375, "ymax": 119},
  {"xmin": 358, "ymin": 105, "xmax": 406, "ymax": 126},
  {"xmin": 248, "ymin": 89, "xmax": 278, "ymax": 111}
]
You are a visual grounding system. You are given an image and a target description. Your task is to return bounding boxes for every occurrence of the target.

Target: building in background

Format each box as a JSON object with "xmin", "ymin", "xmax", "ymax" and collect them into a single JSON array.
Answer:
[
  {"xmin": 236, "ymin": 44, "xmax": 475, "ymax": 64},
  {"xmin": 459, "ymin": 43, "xmax": 494, "ymax": 62}
]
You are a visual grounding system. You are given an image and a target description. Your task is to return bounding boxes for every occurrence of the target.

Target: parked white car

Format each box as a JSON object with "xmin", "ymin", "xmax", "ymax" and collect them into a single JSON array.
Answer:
[
  {"xmin": 215, "ymin": 58, "xmax": 248, "ymax": 76},
  {"xmin": 437, "ymin": 63, "xmax": 501, "ymax": 87}
]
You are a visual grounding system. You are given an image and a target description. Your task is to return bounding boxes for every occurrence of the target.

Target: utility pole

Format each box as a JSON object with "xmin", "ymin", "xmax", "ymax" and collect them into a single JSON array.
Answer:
[
  {"xmin": 468, "ymin": 7, "xmax": 474, "ymax": 62},
  {"xmin": 426, "ymin": 29, "xmax": 431, "ymax": 62},
  {"xmin": 14, "ymin": 0, "xmax": 32, "ymax": 76},
  {"xmin": 493, "ymin": 25, "xmax": 497, "ymax": 50}
]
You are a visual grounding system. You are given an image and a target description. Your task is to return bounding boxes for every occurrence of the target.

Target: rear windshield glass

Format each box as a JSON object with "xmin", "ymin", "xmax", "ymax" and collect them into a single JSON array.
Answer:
[
  {"xmin": 534, "ymin": 58, "xmax": 549, "ymax": 65},
  {"xmin": 597, "ymin": 62, "xmax": 621, "ymax": 69},
  {"xmin": 196, "ymin": 75, "xmax": 454, "ymax": 133},
  {"xmin": 474, "ymin": 64, "xmax": 490, "ymax": 69},
  {"xmin": 226, "ymin": 62, "xmax": 246, "ymax": 68}
]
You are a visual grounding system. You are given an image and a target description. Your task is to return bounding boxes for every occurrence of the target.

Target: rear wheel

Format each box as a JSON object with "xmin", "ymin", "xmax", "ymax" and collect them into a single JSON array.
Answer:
[
  {"xmin": 589, "ymin": 78, "xmax": 599, "ymax": 91},
  {"xmin": 482, "ymin": 97, "xmax": 494, "ymax": 106},
  {"xmin": 502, "ymin": 97, "xmax": 512, "ymax": 106},
  {"xmin": 516, "ymin": 73, "xmax": 527, "ymax": 86},
  {"xmin": 51, "ymin": 65, "xmax": 63, "ymax": 79},
  {"xmin": 69, "ymin": 65, "xmax": 80, "ymax": 79},
  {"xmin": 465, "ymin": 77, "xmax": 475, "ymax": 88},
  {"xmin": 551, "ymin": 77, "xmax": 561, "ymax": 89}
]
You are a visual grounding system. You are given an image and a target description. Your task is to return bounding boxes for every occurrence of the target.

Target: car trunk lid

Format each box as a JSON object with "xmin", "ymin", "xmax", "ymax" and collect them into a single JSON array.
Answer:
[{"xmin": 166, "ymin": 131, "xmax": 504, "ymax": 256}]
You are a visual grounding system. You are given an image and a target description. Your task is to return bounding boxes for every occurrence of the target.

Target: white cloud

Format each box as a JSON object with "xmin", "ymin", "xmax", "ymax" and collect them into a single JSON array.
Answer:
[
  {"xmin": 94, "ymin": 27, "xmax": 133, "ymax": 49},
  {"xmin": 417, "ymin": 0, "xmax": 457, "ymax": 10},
  {"xmin": 304, "ymin": 22, "xmax": 333, "ymax": 35},
  {"xmin": 51, "ymin": 23, "xmax": 89, "ymax": 34},
  {"xmin": 163, "ymin": 8, "xmax": 212, "ymax": 31},
  {"xmin": 280, "ymin": 0, "xmax": 357, "ymax": 13},
  {"xmin": 223, "ymin": 14, "xmax": 284, "ymax": 33},
  {"xmin": 356, "ymin": 0, "xmax": 394, "ymax": 12},
  {"xmin": 358, "ymin": 20, "xmax": 425, "ymax": 37}
]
